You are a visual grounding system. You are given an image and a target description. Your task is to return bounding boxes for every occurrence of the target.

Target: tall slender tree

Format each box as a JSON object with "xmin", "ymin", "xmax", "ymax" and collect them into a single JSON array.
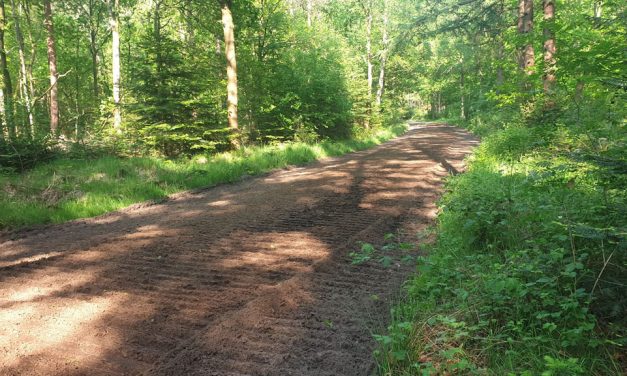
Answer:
[
  {"xmin": 221, "ymin": 0, "xmax": 239, "ymax": 146},
  {"xmin": 0, "ymin": 0, "xmax": 14, "ymax": 139},
  {"xmin": 517, "ymin": 0, "xmax": 534, "ymax": 76},
  {"xmin": 307, "ymin": 0, "xmax": 313, "ymax": 26},
  {"xmin": 460, "ymin": 55, "xmax": 465, "ymax": 119},
  {"xmin": 153, "ymin": 0, "xmax": 163, "ymax": 76},
  {"xmin": 375, "ymin": 0, "xmax": 389, "ymax": 106},
  {"xmin": 22, "ymin": 1, "xmax": 36, "ymax": 121},
  {"xmin": 364, "ymin": 0, "xmax": 373, "ymax": 97},
  {"xmin": 44, "ymin": 0, "xmax": 60, "ymax": 135},
  {"xmin": 11, "ymin": 0, "xmax": 34, "ymax": 134},
  {"xmin": 108, "ymin": 0, "xmax": 121, "ymax": 131},
  {"xmin": 87, "ymin": 0, "xmax": 100, "ymax": 101},
  {"xmin": 543, "ymin": 0, "xmax": 556, "ymax": 95}
]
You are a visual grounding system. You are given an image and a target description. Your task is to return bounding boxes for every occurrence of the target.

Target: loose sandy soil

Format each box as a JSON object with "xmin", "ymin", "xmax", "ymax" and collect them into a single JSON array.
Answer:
[{"xmin": 0, "ymin": 123, "xmax": 478, "ymax": 375}]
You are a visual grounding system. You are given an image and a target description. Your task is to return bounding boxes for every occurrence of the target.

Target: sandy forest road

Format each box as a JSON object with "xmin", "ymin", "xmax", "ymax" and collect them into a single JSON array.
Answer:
[{"xmin": 0, "ymin": 123, "xmax": 478, "ymax": 376}]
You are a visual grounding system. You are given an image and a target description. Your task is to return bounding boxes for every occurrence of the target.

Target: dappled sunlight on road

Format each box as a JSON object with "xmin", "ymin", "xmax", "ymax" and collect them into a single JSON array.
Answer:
[
  {"xmin": 1, "ymin": 291, "xmax": 127, "ymax": 374},
  {"xmin": 0, "ymin": 124, "xmax": 479, "ymax": 375}
]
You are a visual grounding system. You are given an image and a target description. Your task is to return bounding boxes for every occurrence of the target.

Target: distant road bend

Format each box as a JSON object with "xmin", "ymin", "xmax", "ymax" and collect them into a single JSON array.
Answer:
[{"xmin": 0, "ymin": 123, "xmax": 478, "ymax": 376}]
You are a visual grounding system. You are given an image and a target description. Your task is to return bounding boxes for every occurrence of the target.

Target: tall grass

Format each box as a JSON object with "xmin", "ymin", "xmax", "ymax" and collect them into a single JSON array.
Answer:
[{"xmin": 0, "ymin": 124, "xmax": 406, "ymax": 230}]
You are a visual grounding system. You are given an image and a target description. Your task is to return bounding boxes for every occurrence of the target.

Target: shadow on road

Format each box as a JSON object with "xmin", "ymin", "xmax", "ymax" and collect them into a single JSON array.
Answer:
[{"xmin": 0, "ymin": 124, "xmax": 479, "ymax": 376}]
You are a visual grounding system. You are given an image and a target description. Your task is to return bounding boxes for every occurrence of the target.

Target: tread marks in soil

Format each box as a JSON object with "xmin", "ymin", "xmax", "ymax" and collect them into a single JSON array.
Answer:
[{"xmin": 0, "ymin": 124, "xmax": 479, "ymax": 376}]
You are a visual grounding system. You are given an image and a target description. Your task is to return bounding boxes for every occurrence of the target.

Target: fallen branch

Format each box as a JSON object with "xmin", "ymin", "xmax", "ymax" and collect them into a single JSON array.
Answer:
[{"xmin": 32, "ymin": 69, "xmax": 73, "ymax": 105}]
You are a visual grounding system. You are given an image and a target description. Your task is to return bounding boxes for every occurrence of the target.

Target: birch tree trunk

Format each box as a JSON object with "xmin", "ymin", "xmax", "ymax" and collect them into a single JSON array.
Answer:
[
  {"xmin": 307, "ymin": 0, "xmax": 312, "ymax": 27},
  {"xmin": 44, "ymin": 0, "xmax": 60, "ymax": 135},
  {"xmin": 221, "ymin": 0, "xmax": 239, "ymax": 147},
  {"xmin": 375, "ymin": 0, "xmax": 389, "ymax": 106},
  {"xmin": 108, "ymin": 0, "xmax": 121, "ymax": 131},
  {"xmin": 11, "ymin": 0, "xmax": 34, "ymax": 135},
  {"xmin": 593, "ymin": 1, "xmax": 602, "ymax": 27},
  {"xmin": 23, "ymin": 1, "xmax": 36, "ymax": 119}
]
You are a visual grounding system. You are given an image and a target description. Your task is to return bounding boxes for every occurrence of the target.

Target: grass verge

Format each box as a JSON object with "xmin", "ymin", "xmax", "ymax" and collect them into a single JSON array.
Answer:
[
  {"xmin": 374, "ymin": 121, "xmax": 625, "ymax": 375},
  {"xmin": 0, "ymin": 123, "xmax": 407, "ymax": 230}
]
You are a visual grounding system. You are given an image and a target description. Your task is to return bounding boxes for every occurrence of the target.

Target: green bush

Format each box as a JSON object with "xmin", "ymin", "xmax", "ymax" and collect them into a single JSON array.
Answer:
[
  {"xmin": 0, "ymin": 137, "xmax": 56, "ymax": 173},
  {"xmin": 375, "ymin": 119, "xmax": 625, "ymax": 375}
]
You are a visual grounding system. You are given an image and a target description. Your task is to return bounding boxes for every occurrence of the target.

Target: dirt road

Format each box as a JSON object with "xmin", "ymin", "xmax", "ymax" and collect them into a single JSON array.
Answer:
[{"xmin": 0, "ymin": 124, "xmax": 478, "ymax": 376}]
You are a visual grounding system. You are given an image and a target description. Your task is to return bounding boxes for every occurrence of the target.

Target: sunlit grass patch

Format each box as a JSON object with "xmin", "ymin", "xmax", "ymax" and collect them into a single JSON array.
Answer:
[{"xmin": 0, "ymin": 123, "xmax": 406, "ymax": 230}]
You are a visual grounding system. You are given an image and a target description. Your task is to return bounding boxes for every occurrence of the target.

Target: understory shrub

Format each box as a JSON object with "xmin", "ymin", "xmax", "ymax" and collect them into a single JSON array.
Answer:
[
  {"xmin": 375, "ymin": 121, "xmax": 625, "ymax": 375},
  {"xmin": 0, "ymin": 123, "xmax": 406, "ymax": 229},
  {"xmin": 0, "ymin": 137, "xmax": 56, "ymax": 173}
]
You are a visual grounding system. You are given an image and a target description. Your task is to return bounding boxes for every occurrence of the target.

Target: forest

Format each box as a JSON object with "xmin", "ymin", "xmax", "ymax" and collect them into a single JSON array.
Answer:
[
  {"xmin": 0, "ymin": 0, "xmax": 625, "ymax": 375},
  {"xmin": 0, "ymin": 0, "xmax": 409, "ymax": 162}
]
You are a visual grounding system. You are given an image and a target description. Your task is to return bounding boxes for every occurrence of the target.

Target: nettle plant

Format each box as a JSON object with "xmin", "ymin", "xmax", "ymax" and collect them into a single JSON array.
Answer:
[{"xmin": 349, "ymin": 232, "xmax": 419, "ymax": 267}]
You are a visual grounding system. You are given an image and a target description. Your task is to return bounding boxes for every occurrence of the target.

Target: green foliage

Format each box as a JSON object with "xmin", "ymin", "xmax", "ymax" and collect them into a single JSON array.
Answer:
[
  {"xmin": 350, "ymin": 242, "xmax": 377, "ymax": 265},
  {"xmin": 240, "ymin": 19, "xmax": 356, "ymax": 142},
  {"xmin": 0, "ymin": 137, "xmax": 56, "ymax": 173},
  {"xmin": 122, "ymin": 4, "xmax": 228, "ymax": 156},
  {"xmin": 349, "ymin": 232, "xmax": 417, "ymax": 267},
  {"xmin": 374, "ymin": 1, "xmax": 625, "ymax": 372},
  {"xmin": 0, "ymin": 123, "xmax": 406, "ymax": 229},
  {"xmin": 1, "ymin": 0, "xmax": 405, "ymax": 160},
  {"xmin": 375, "ymin": 120, "xmax": 626, "ymax": 374}
]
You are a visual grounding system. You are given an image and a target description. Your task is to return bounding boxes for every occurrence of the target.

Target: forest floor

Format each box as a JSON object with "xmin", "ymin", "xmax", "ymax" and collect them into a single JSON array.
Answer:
[{"xmin": 0, "ymin": 123, "xmax": 478, "ymax": 376}]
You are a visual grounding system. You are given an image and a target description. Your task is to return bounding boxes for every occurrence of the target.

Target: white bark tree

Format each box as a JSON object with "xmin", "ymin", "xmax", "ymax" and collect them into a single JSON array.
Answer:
[{"xmin": 108, "ymin": 0, "xmax": 122, "ymax": 131}]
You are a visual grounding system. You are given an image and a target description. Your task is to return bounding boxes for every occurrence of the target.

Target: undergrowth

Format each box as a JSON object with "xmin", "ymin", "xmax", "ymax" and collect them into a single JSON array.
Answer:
[
  {"xmin": 375, "ymin": 116, "xmax": 625, "ymax": 375},
  {"xmin": 0, "ymin": 123, "xmax": 406, "ymax": 230}
]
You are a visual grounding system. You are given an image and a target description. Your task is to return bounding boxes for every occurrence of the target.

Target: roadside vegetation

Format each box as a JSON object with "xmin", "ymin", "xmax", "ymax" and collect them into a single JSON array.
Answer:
[
  {"xmin": 371, "ymin": 0, "xmax": 625, "ymax": 374},
  {"xmin": 375, "ymin": 119, "xmax": 625, "ymax": 375},
  {"xmin": 0, "ymin": 0, "xmax": 422, "ymax": 230},
  {"xmin": 0, "ymin": 0, "xmax": 624, "ymax": 373},
  {"xmin": 0, "ymin": 124, "xmax": 405, "ymax": 229}
]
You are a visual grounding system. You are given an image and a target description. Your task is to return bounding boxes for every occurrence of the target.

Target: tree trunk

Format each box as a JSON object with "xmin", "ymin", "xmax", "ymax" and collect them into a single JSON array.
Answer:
[
  {"xmin": 460, "ymin": 62, "xmax": 465, "ymax": 120},
  {"xmin": 543, "ymin": 0, "xmax": 556, "ymax": 95},
  {"xmin": 221, "ymin": 0, "xmax": 239, "ymax": 147},
  {"xmin": 11, "ymin": 0, "xmax": 34, "ymax": 135},
  {"xmin": 74, "ymin": 27, "xmax": 82, "ymax": 139},
  {"xmin": 215, "ymin": 37, "xmax": 221, "ymax": 55},
  {"xmin": 183, "ymin": 0, "xmax": 195, "ymax": 45},
  {"xmin": 88, "ymin": 0, "xmax": 99, "ymax": 102},
  {"xmin": 365, "ymin": 0, "xmax": 373, "ymax": 97},
  {"xmin": 44, "ymin": 0, "xmax": 59, "ymax": 135},
  {"xmin": 517, "ymin": 0, "xmax": 534, "ymax": 75},
  {"xmin": 375, "ymin": 0, "xmax": 389, "ymax": 107},
  {"xmin": 495, "ymin": 0, "xmax": 504, "ymax": 91},
  {"xmin": 108, "ymin": 0, "xmax": 121, "ymax": 131},
  {"xmin": 90, "ymin": 29, "xmax": 98, "ymax": 100},
  {"xmin": 593, "ymin": 1, "xmax": 602, "ymax": 27},
  {"xmin": 0, "ymin": 0, "xmax": 14, "ymax": 139},
  {"xmin": 307, "ymin": 0, "xmax": 312, "ymax": 27},
  {"xmin": 22, "ymin": 0, "xmax": 36, "ymax": 121},
  {"xmin": 154, "ymin": 0, "xmax": 162, "ymax": 76},
  {"xmin": 496, "ymin": 37, "xmax": 504, "ymax": 88},
  {"xmin": 0, "ymin": 88, "xmax": 4, "ymax": 141}
]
